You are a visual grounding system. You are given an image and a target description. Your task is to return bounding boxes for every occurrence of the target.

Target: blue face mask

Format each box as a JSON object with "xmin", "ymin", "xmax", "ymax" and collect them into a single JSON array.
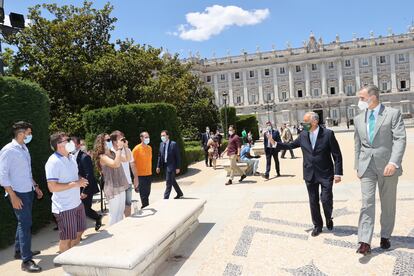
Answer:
[
  {"xmin": 106, "ymin": 141, "xmax": 113, "ymax": 150},
  {"xmin": 24, "ymin": 134, "xmax": 33, "ymax": 144},
  {"xmin": 161, "ymin": 136, "xmax": 167, "ymax": 143}
]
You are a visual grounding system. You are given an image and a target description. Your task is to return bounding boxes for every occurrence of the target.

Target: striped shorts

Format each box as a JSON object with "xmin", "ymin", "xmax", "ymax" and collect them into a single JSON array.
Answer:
[{"xmin": 54, "ymin": 203, "xmax": 87, "ymax": 240}]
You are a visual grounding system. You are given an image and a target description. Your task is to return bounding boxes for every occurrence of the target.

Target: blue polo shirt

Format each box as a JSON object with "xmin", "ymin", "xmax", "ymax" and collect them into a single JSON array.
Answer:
[
  {"xmin": 45, "ymin": 152, "xmax": 81, "ymax": 213},
  {"xmin": 0, "ymin": 139, "xmax": 33, "ymax": 193}
]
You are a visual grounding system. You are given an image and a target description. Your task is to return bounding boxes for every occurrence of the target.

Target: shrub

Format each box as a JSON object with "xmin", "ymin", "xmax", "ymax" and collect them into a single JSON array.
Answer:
[
  {"xmin": 0, "ymin": 77, "xmax": 51, "ymax": 249},
  {"xmin": 83, "ymin": 103, "xmax": 188, "ymax": 174},
  {"xmin": 220, "ymin": 106, "xmax": 237, "ymax": 130},
  {"xmin": 236, "ymin": 115, "xmax": 259, "ymax": 140},
  {"xmin": 184, "ymin": 146, "xmax": 204, "ymax": 165}
]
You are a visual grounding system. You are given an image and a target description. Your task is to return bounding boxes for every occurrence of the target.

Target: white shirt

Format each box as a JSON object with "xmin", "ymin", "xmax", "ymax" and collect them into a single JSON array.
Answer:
[
  {"xmin": 45, "ymin": 152, "xmax": 81, "ymax": 214},
  {"xmin": 111, "ymin": 147, "xmax": 133, "ymax": 184},
  {"xmin": 0, "ymin": 139, "xmax": 33, "ymax": 193}
]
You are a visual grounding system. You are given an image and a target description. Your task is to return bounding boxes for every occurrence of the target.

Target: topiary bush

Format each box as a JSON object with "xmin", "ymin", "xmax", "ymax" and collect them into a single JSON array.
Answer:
[
  {"xmin": 0, "ymin": 77, "xmax": 51, "ymax": 249},
  {"xmin": 83, "ymin": 103, "xmax": 188, "ymax": 174}
]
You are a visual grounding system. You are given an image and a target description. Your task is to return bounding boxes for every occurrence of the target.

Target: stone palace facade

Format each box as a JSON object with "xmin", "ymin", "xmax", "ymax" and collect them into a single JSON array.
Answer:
[{"xmin": 188, "ymin": 28, "xmax": 414, "ymax": 127}]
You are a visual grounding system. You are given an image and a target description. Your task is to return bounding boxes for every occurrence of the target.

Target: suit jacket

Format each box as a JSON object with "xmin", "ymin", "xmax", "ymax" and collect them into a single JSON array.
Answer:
[
  {"xmin": 354, "ymin": 104, "xmax": 406, "ymax": 177},
  {"xmin": 276, "ymin": 127, "xmax": 343, "ymax": 182},
  {"xmin": 263, "ymin": 129, "xmax": 282, "ymax": 153},
  {"xmin": 76, "ymin": 150, "xmax": 99, "ymax": 195},
  {"xmin": 201, "ymin": 132, "xmax": 210, "ymax": 148},
  {"xmin": 157, "ymin": 140, "xmax": 181, "ymax": 172}
]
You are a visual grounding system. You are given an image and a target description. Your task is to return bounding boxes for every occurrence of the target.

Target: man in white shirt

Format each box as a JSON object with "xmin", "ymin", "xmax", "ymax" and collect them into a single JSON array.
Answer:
[{"xmin": 45, "ymin": 132, "xmax": 88, "ymax": 253}]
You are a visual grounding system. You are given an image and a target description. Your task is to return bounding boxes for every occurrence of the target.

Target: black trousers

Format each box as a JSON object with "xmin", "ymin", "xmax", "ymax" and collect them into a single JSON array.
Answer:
[
  {"xmin": 305, "ymin": 177, "xmax": 334, "ymax": 229},
  {"xmin": 81, "ymin": 193, "xmax": 100, "ymax": 221},
  {"xmin": 265, "ymin": 148, "xmax": 280, "ymax": 176},
  {"xmin": 281, "ymin": 149, "xmax": 295, "ymax": 158},
  {"xmin": 164, "ymin": 169, "xmax": 183, "ymax": 199},
  {"xmin": 138, "ymin": 175, "xmax": 152, "ymax": 208}
]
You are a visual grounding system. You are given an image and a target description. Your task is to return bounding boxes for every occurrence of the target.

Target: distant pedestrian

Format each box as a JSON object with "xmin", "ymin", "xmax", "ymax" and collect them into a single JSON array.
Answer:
[
  {"xmin": 201, "ymin": 127, "xmax": 212, "ymax": 167},
  {"xmin": 156, "ymin": 130, "xmax": 184, "ymax": 199},
  {"xmin": 222, "ymin": 125, "xmax": 247, "ymax": 185},
  {"xmin": 131, "ymin": 131, "xmax": 153, "ymax": 209}
]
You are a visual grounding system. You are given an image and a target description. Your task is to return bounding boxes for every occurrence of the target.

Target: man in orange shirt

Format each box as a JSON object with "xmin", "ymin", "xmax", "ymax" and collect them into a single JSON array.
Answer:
[{"xmin": 131, "ymin": 131, "xmax": 152, "ymax": 209}]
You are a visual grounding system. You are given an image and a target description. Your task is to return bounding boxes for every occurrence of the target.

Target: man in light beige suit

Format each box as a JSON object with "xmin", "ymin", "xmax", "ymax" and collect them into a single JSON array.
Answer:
[{"xmin": 354, "ymin": 85, "xmax": 406, "ymax": 255}]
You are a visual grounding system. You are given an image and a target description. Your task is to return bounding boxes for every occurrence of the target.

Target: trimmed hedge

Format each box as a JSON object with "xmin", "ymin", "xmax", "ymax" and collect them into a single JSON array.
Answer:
[
  {"xmin": 83, "ymin": 103, "xmax": 188, "ymax": 174},
  {"xmin": 236, "ymin": 115, "xmax": 259, "ymax": 140},
  {"xmin": 0, "ymin": 77, "xmax": 51, "ymax": 249}
]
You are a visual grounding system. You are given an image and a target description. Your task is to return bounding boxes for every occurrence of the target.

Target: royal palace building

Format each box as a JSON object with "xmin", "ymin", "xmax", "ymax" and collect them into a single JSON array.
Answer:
[{"xmin": 188, "ymin": 28, "xmax": 414, "ymax": 127}]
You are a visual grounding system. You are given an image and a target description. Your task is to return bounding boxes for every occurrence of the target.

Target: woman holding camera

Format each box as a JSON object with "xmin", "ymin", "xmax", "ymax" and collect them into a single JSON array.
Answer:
[{"xmin": 93, "ymin": 131, "xmax": 131, "ymax": 225}]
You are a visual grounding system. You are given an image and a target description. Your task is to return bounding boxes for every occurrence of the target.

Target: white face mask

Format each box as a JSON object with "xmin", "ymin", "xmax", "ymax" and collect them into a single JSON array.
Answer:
[
  {"xmin": 228, "ymin": 130, "xmax": 234, "ymax": 136},
  {"xmin": 24, "ymin": 134, "xmax": 33, "ymax": 144},
  {"xmin": 65, "ymin": 141, "xmax": 76, "ymax": 153},
  {"xmin": 144, "ymin": 138, "xmax": 150, "ymax": 145},
  {"xmin": 358, "ymin": 100, "xmax": 369, "ymax": 110}
]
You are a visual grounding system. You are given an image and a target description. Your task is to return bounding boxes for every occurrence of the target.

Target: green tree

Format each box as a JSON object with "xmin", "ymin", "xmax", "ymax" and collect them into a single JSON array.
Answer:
[{"xmin": 3, "ymin": 1, "xmax": 218, "ymax": 137}]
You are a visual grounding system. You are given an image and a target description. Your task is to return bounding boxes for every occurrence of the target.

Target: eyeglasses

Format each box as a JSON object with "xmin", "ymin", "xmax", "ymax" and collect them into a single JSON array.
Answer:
[{"xmin": 58, "ymin": 138, "xmax": 71, "ymax": 144}]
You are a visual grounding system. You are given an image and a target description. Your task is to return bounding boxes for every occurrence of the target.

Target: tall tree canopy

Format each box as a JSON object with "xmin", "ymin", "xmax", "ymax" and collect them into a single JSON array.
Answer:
[{"xmin": 3, "ymin": 1, "xmax": 218, "ymax": 137}]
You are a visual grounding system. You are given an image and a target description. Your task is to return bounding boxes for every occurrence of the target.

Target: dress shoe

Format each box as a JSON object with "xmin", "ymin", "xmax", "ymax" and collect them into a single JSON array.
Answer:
[
  {"xmin": 14, "ymin": 250, "xmax": 41, "ymax": 260},
  {"xmin": 276, "ymin": 173, "xmax": 281, "ymax": 177},
  {"xmin": 311, "ymin": 228, "xmax": 322, "ymax": 237},
  {"xmin": 225, "ymin": 180, "xmax": 232, "ymax": 185},
  {"xmin": 174, "ymin": 194, "xmax": 184, "ymax": 199},
  {"xmin": 280, "ymin": 157, "xmax": 286, "ymax": 159},
  {"xmin": 327, "ymin": 219, "xmax": 334, "ymax": 231},
  {"xmin": 380, "ymin": 238, "xmax": 391, "ymax": 249},
  {"xmin": 239, "ymin": 174, "xmax": 247, "ymax": 182},
  {"xmin": 356, "ymin": 242, "xmax": 371, "ymax": 255},
  {"xmin": 262, "ymin": 175, "xmax": 269, "ymax": 180},
  {"xmin": 95, "ymin": 215, "xmax": 102, "ymax": 231},
  {"xmin": 21, "ymin": 260, "xmax": 42, "ymax": 273}
]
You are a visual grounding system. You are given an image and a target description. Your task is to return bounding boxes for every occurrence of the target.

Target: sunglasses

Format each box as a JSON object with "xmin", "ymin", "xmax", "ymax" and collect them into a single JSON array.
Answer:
[{"xmin": 58, "ymin": 138, "xmax": 71, "ymax": 144}]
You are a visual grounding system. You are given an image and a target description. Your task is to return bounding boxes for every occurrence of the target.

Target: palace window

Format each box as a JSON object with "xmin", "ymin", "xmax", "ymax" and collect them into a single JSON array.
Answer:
[
  {"xmin": 328, "ymin": 62, "xmax": 334, "ymax": 69},
  {"xmin": 398, "ymin": 53, "xmax": 406, "ymax": 62},
  {"xmin": 281, "ymin": 91, "xmax": 287, "ymax": 100},
  {"xmin": 220, "ymin": 74, "xmax": 226, "ymax": 81},
  {"xmin": 400, "ymin": 80, "xmax": 407, "ymax": 90},
  {"xmin": 235, "ymin": 72, "xmax": 240, "ymax": 79},
  {"xmin": 236, "ymin": 95, "xmax": 242, "ymax": 104},
  {"xmin": 379, "ymin": 56, "xmax": 386, "ymax": 64},
  {"xmin": 330, "ymin": 87, "xmax": 336, "ymax": 95},
  {"xmin": 206, "ymin": 75, "xmax": 211, "ymax": 82},
  {"xmin": 297, "ymin": 90, "xmax": 303, "ymax": 98},
  {"xmin": 401, "ymin": 103, "xmax": 410, "ymax": 114},
  {"xmin": 361, "ymin": 57, "xmax": 369, "ymax": 66},
  {"xmin": 279, "ymin": 67, "xmax": 285, "ymax": 74},
  {"xmin": 348, "ymin": 108, "xmax": 355, "ymax": 118},
  {"xmin": 313, "ymin": 88, "xmax": 320, "ymax": 97},
  {"xmin": 266, "ymin": 93, "xmax": 272, "ymax": 101},
  {"xmin": 331, "ymin": 109, "xmax": 338, "ymax": 119},
  {"xmin": 311, "ymin": 64, "xmax": 317, "ymax": 71},
  {"xmin": 346, "ymin": 84, "xmax": 354, "ymax": 96},
  {"xmin": 381, "ymin": 81, "xmax": 389, "ymax": 92},
  {"xmin": 249, "ymin": 70, "xmax": 255, "ymax": 78},
  {"xmin": 296, "ymin": 65, "xmax": 301, "ymax": 72},
  {"xmin": 345, "ymin": 59, "xmax": 351, "ymax": 67},
  {"xmin": 264, "ymin": 68, "xmax": 270, "ymax": 76}
]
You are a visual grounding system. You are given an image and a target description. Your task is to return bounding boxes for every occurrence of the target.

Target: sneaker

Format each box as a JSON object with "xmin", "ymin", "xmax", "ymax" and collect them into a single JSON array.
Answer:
[
  {"xmin": 239, "ymin": 174, "xmax": 247, "ymax": 182},
  {"xmin": 21, "ymin": 260, "xmax": 42, "ymax": 273}
]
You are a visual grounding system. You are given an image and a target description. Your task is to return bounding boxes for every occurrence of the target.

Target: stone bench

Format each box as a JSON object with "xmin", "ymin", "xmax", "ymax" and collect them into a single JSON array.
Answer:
[{"xmin": 54, "ymin": 199, "xmax": 206, "ymax": 276}]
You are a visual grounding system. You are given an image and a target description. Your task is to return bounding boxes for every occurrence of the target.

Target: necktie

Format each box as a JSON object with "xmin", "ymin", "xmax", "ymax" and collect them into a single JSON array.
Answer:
[{"xmin": 369, "ymin": 110, "xmax": 375, "ymax": 143}]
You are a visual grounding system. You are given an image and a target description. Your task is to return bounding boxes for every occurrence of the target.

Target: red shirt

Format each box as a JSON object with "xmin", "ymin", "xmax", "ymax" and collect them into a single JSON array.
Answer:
[{"xmin": 227, "ymin": 134, "xmax": 241, "ymax": 156}]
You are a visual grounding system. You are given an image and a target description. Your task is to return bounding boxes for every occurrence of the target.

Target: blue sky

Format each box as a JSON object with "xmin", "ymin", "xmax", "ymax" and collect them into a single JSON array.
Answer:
[{"xmin": 5, "ymin": 0, "xmax": 414, "ymax": 59}]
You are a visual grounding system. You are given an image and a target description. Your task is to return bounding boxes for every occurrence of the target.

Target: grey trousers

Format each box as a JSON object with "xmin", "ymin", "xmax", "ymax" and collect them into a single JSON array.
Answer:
[{"xmin": 358, "ymin": 159, "xmax": 399, "ymax": 244}]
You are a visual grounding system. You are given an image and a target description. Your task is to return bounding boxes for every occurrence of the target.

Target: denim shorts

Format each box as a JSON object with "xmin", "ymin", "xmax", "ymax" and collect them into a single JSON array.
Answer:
[{"xmin": 125, "ymin": 183, "xmax": 132, "ymax": 206}]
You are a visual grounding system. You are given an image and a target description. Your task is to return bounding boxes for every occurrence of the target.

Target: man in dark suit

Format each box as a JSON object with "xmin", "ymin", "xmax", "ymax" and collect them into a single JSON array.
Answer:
[
  {"xmin": 156, "ymin": 130, "xmax": 184, "ymax": 199},
  {"xmin": 274, "ymin": 112, "xmax": 343, "ymax": 237},
  {"xmin": 201, "ymin": 127, "xmax": 211, "ymax": 167},
  {"xmin": 263, "ymin": 121, "xmax": 282, "ymax": 179},
  {"xmin": 72, "ymin": 137, "xmax": 102, "ymax": 231}
]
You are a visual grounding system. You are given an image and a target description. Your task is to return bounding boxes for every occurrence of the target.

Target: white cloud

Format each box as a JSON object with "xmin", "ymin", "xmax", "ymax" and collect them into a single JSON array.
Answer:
[{"xmin": 175, "ymin": 5, "xmax": 270, "ymax": 41}]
